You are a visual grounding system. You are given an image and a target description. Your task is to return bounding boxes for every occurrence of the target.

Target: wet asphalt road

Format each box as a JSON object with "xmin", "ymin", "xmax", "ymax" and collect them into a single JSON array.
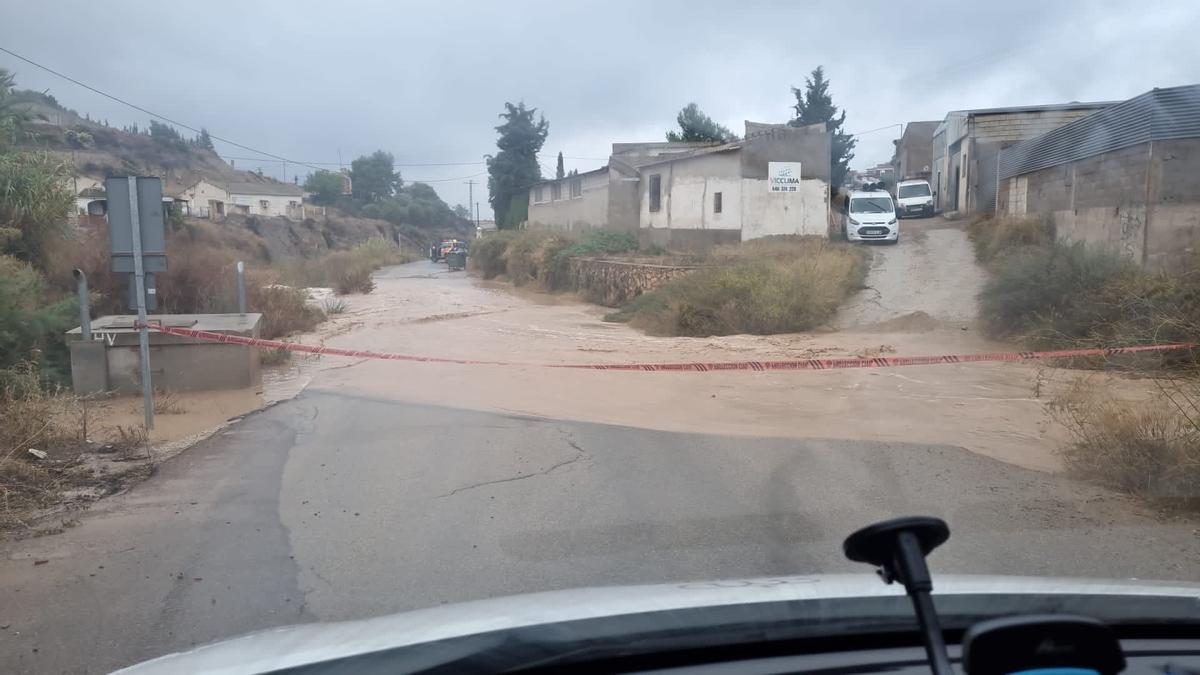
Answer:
[{"xmin": 3, "ymin": 390, "xmax": 1198, "ymax": 673}]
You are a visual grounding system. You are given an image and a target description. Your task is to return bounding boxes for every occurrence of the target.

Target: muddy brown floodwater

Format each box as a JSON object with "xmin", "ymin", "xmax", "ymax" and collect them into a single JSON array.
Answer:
[{"xmin": 268, "ymin": 219, "xmax": 1158, "ymax": 474}]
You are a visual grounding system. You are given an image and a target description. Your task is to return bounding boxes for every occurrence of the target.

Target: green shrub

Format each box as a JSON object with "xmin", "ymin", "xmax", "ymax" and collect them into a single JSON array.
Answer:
[
  {"xmin": 607, "ymin": 237, "xmax": 866, "ymax": 336},
  {"xmin": 470, "ymin": 232, "xmax": 516, "ymax": 279},
  {"xmin": 0, "ymin": 255, "xmax": 77, "ymax": 386},
  {"xmin": 505, "ymin": 231, "xmax": 573, "ymax": 287},
  {"xmin": 558, "ymin": 231, "xmax": 638, "ymax": 258},
  {"xmin": 979, "ymin": 242, "xmax": 1136, "ymax": 346}
]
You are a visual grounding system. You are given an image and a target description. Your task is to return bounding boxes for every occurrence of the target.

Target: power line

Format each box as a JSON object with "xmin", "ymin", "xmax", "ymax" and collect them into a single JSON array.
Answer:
[
  {"xmin": 222, "ymin": 156, "xmax": 486, "ymax": 168},
  {"xmin": 0, "ymin": 45, "xmax": 325, "ymax": 173},
  {"xmin": 404, "ymin": 171, "xmax": 486, "ymax": 183},
  {"xmin": 849, "ymin": 123, "xmax": 903, "ymax": 137}
]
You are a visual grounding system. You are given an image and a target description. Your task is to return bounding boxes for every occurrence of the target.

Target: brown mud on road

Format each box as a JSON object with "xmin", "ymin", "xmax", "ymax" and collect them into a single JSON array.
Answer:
[{"xmin": 279, "ymin": 219, "xmax": 1159, "ymax": 474}]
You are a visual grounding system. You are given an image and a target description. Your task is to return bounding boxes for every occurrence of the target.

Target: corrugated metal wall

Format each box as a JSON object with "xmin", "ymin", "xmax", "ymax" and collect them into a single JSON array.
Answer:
[{"xmin": 1000, "ymin": 85, "xmax": 1200, "ymax": 179}]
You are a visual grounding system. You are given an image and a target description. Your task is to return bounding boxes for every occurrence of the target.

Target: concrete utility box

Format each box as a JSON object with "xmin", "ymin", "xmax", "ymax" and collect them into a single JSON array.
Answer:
[{"xmin": 66, "ymin": 314, "xmax": 262, "ymax": 396}]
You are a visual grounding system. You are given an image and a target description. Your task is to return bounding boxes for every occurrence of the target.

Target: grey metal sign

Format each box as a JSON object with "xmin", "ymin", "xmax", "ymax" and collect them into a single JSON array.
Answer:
[
  {"xmin": 105, "ymin": 176, "xmax": 164, "ymax": 430},
  {"xmin": 106, "ymin": 176, "xmax": 167, "ymax": 273}
]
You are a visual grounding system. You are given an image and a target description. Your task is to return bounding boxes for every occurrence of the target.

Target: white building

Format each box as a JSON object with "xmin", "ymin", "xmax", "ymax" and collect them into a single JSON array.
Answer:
[
  {"xmin": 527, "ymin": 121, "xmax": 832, "ymax": 251},
  {"xmin": 179, "ymin": 179, "xmax": 304, "ymax": 220}
]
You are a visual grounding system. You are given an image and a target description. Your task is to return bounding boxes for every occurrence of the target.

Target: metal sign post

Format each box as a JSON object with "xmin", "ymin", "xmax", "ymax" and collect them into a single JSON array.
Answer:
[
  {"xmin": 236, "ymin": 261, "xmax": 247, "ymax": 315},
  {"xmin": 107, "ymin": 176, "xmax": 167, "ymax": 431},
  {"xmin": 127, "ymin": 177, "xmax": 154, "ymax": 430}
]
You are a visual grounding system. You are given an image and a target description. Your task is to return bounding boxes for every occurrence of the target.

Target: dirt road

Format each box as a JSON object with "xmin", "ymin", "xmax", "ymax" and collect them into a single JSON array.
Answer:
[
  {"xmin": 836, "ymin": 218, "xmax": 985, "ymax": 328},
  {"xmin": 3, "ymin": 218, "xmax": 1198, "ymax": 673}
]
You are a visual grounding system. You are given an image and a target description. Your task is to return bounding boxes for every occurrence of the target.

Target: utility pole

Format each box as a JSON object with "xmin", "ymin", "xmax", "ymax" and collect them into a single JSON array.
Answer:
[
  {"xmin": 460, "ymin": 178, "xmax": 475, "ymax": 220},
  {"xmin": 475, "ymin": 201, "xmax": 480, "ymax": 230},
  {"xmin": 464, "ymin": 180, "xmax": 476, "ymax": 226}
]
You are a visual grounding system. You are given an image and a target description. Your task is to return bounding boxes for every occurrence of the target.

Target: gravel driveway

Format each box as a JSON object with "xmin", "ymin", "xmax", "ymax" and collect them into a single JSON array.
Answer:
[{"xmin": 836, "ymin": 217, "xmax": 984, "ymax": 329}]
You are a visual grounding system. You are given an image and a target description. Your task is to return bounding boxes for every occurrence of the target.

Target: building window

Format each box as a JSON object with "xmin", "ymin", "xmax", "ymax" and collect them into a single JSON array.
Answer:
[
  {"xmin": 259, "ymin": 199, "xmax": 269, "ymax": 212},
  {"xmin": 551, "ymin": 182, "xmax": 561, "ymax": 201},
  {"xmin": 570, "ymin": 178, "xmax": 582, "ymax": 199},
  {"xmin": 648, "ymin": 174, "xmax": 662, "ymax": 212},
  {"xmin": 534, "ymin": 186, "xmax": 544, "ymax": 203},
  {"xmin": 713, "ymin": 191, "xmax": 723, "ymax": 214}
]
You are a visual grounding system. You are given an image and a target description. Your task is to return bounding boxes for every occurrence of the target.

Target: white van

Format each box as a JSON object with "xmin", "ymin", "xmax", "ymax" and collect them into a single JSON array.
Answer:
[
  {"xmin": 896, "ymin": 179, "xmax": 934, "ymax": 218},
  {"xmin": 842, "ymin": 190, "xmax": 898, "ymax": 244}
]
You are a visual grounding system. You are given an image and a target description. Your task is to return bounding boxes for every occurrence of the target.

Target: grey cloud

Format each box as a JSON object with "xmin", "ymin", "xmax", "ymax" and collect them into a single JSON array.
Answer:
[{"xmin": 3, "ymin": 0, "xmax": 1197, "ymax": 206}]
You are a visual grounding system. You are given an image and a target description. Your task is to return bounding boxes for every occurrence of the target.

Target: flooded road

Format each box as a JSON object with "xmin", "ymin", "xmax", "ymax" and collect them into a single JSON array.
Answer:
[
  {"xmin": 280, "ymin": 220, "xmax": 1089, "ymax": 472},
  {"xmin": 4, "ymin": 219, "xmax": 1198, "ymax": 674}
]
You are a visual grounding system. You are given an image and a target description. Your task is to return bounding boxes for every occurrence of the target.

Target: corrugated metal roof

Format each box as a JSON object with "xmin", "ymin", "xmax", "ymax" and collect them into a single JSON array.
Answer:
[
  {"xmin": 954, "ymin": 100, "xmax": 1118, "ymax": 116},
  {"xmin": 999, "ymin": 85, "xmax": 1200, "ymax": 179}
]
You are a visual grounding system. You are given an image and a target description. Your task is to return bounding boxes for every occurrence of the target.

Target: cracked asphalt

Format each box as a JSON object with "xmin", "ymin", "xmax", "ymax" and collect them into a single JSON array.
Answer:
[{"xmin": 5, "ymin": 390, "xmax": 1199, "ymax": 673}]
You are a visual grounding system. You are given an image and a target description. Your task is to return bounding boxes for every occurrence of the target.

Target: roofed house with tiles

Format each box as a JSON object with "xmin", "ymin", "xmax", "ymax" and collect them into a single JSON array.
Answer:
[{"xmin": 180, "ymin": 179, "xmax": 305, "ymax": 220}]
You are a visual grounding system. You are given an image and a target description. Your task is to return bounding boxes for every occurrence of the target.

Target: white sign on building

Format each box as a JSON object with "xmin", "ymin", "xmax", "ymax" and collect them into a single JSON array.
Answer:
[{"xmin": 768, "ymin": 162, "xmax": 803, "ymax": 193}]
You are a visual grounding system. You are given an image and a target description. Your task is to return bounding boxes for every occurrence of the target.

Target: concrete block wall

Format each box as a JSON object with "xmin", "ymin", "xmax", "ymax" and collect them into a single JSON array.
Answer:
[
  {"xmin": 1000, "ymin": 139, "xmax": 1200, "ymax": 267},
  {"xmin": 1021, "ymin": 164, "xmax": 1074, "ymax": 213},
  {"xmin": 1147, "ymin": 138, "xmax": 1200, "ymax": 268},
  {"xmin": 972, "ymin": 110, "xmax": 1103, "ymax": 143},
  {"xmin": 1071, "ymin": 142, "xmax": 1150, "ymax": 208}
]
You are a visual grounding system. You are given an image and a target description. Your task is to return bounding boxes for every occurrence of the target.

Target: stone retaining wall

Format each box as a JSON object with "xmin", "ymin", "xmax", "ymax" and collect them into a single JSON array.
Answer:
[{"xmin": 567, "ymin": 257, "xmax": 697, "ymax": 307}]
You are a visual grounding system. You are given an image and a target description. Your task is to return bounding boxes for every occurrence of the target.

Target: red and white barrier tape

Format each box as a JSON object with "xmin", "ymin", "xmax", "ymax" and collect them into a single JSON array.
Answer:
[{"xmin": 139, "ymin": 322, "xmax": 1195, "ymax": 373}]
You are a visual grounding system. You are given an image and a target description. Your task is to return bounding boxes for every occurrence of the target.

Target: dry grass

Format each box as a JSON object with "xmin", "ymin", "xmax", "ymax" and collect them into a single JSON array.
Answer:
[
  {"xmin": 321, "ymin": 297, "xmax": 349, "ymax": 314},
  {"xmin": 248, "ymin": 282, "xmax": 325, "ymax": 340},
  {"xmin": 1051, "ymin": 377, "xmax": 1200, "ymax": 509},
  {"xmin": 0, "ymin": 366, "xmax": 95, "ymax": 532},
  {"xmin": 260, "ymin": 346, "xmax": 292, "ymax": 366},
  {"xmin": 276, "ymin": 237, "xmax": 408, "ymax": 294},
  {"xmin": 966, "ymin": 214, "xmax": 1056, "ymax": 265},
  {"xmin": 608, "ymin": 236, "xmax": 868, "ymax": 336},
  {"xmin": 152, "ymin": 390, "xmax": 185, "ymax": 415}
]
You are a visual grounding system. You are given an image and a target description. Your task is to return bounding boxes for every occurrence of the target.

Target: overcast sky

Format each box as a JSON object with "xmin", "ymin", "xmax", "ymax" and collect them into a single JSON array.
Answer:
[{"xmin": 3, "ymin": 0, "xmax": 1199, "ymax": 209}]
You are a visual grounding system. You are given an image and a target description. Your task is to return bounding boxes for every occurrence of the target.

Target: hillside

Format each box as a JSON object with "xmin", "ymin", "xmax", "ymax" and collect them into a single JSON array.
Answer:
[
  {"xmin": 11, "ymin": 89, "xmax": 473, "ymax": 252},
  {"xmin": 16, "ymin": 98, "xmax": 266, "ymax": 194}
]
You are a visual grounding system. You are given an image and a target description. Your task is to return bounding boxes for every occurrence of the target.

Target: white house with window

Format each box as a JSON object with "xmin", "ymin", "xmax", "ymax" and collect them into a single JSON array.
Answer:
[
  {"xmin": 527, "ymin": 121, "xmax": 832, "ymax": 251},
  {"xmin": 527, "ymin": 167, "xmax": 611, "ymax": 233},
  {"xmin": 179, "ymin": 179, "xmax": 304, "ymax": 220}
]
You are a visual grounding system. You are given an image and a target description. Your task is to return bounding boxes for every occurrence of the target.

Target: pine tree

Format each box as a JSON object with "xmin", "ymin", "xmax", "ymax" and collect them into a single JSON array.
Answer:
[
  {"xmin": 666, "ymin": 103, "xmax": 737, "ymax": 143},
  {"xmin": 555, "ymin": 151, "xmax": 565, "ymax": 179},
  {"xmin": 486, "ymin": 102, "xmax": 548, "ymax": 228},
  {"xmin": 789, "ymin": 66, "xmax": 856, "ymax": 189}
]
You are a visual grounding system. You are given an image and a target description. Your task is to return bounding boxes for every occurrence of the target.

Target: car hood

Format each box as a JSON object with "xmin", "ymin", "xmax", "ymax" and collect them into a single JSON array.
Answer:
[{"xmin": 116, "ymin": 574, "xmax": 1200, "ymax": 674}]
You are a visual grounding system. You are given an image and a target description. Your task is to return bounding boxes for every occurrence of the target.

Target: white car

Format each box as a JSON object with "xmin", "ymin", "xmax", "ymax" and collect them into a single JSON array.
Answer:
[
  {"xmin": 842, "ymin": 190, "xmax": 898, "ymax": 244},
  {"xmin": 896, "ymin": 179, "xmax": 934, "ymax": 218}
]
